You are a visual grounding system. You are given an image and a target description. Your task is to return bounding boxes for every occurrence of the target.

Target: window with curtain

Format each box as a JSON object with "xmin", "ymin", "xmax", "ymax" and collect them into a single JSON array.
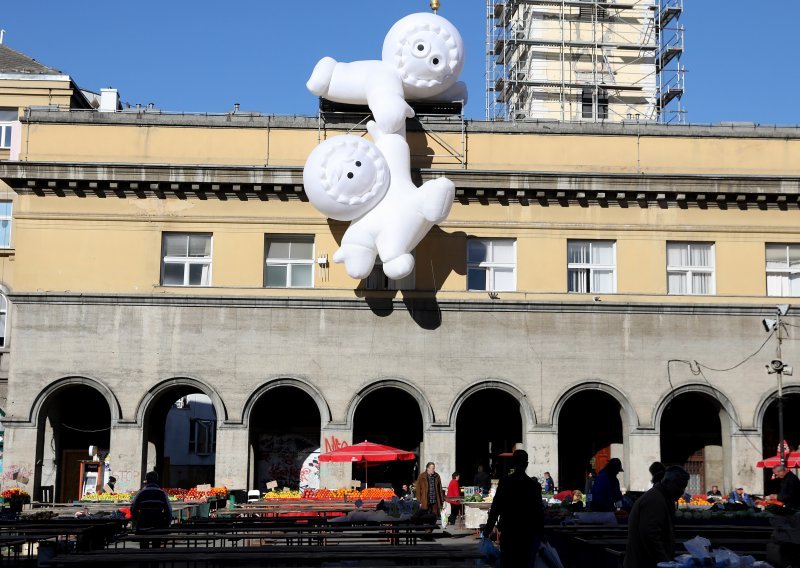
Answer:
[
  {"xmin": 264, "ymin": 236, "xmax": 314, "ymax": 288},
  {"xmin": 766, "ymin": 244, "xmax": 800, "ymax": 297},
  {"xmin": 0, "ymin": 109, "xmax": 16, "ymax": 149},
  {"xmin": 467, "ymin": 238, "xmax": 516, "ymax": 292},
  {"xmin": 567, "ymin": 240, "xmax": 616, "ymax": 293},
  {"xmin": 161, "ymin": 233, "xmax": 212, "ymax": 287},
  {"xmin": 0, "ymin": 201, "xmax": 11, "ymax": 248},
  {"xmin": 0, "ymin": 294, "xmax": 6, "ymax": 348},
  {"xmin": 666, "ymin": 242, "xmax": 715, "ymax": 295}
]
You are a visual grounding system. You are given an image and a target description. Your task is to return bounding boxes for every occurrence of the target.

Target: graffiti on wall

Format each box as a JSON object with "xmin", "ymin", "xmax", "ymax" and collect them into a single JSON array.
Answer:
[
  {"xmin": 1, "ymin": 464, "xmax": 32, "ymax": 491},
  {"xmin": 324, "ymin": 435, "xmax": 348, "ymax": 453},
  {"xmin": 256, "ymin": 434, "xmax": 320, "ymax": 491}
]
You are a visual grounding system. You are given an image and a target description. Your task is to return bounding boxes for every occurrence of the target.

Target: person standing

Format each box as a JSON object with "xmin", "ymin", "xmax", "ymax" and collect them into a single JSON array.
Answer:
[
  {"xmin": 542, "ymin": 471, "xmax": 555, "ymax": 492},
  {"xmin": 473, "ymin": 465, "xmax": 491, "ymax": 495},
  {"xmin": 130, "ymin": 471, "xmax": 172, "ymax": 549},
  {"xmin": 590, "ymin": 458, "xmax": 624, "ymax": 512},
  {"xmin": 415, "ymin": 462, "xmax": 444, "ymax": 516},
  {"xmin": 770, "ymin": 465, "xmax": 800, "ymax": 508},
  {"xmin": 484, "ymin": 450, "xmax": 544, "ymax": 568},
  {"xmin": 446, "ymin": 472, "xmax": 461, "ymax": 525},
  {"xmin": 624, "ymin": 465, "xmax": 690, "ymax": 568},
  {"xmin": 102, "ymin": 476, "xmax": 117, "ymax": 494}
]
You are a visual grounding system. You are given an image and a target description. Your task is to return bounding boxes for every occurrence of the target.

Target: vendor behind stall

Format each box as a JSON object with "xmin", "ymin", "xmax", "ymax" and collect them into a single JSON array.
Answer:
[{"xmin": 770, "ymin": 465, "xmax": 800, "ymax": 509}]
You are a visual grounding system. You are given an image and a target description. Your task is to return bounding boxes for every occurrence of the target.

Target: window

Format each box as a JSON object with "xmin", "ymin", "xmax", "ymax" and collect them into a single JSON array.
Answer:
[
  {"xmin": 264, "ymin": 236, "xmax": 314, "ymax": 287},
  {"xmin": 667, "ymin": 242, "xmax": 715, "ymax": 295},
  {"xmin": 0, "ymin": 109, "xmax": 15, "ymax": 149},
  {"xmin": 568, "ymin": 240, "xmax": 616, "ymax": 293},
  {"xmin": 467, "ymin": 239, "xmax": 516, "ymax": 291},
  {"xmin": 582, "ymin": 88, "xmax": 608, "ymax": 120},
  {"xmin": 766, "ymin": 244, "xmax": 800, "ymax": 296},
  {"xmin": 363, "ymin": 259, "xmax": 415, "ymax": 291},
  {"xmin": 161, "ymin": 233, "xmax": 212, "ymax": 287},
  {"xmin": 0, "ymin": 294, "xmax": 6, "ymax": 348},
  {"xmin": 188, "ymin": 419, "xmax": 216, "ymax": 455},
  {"xmin": 0, "ymin": 201, "xmax": 11, "ymax": 248}
]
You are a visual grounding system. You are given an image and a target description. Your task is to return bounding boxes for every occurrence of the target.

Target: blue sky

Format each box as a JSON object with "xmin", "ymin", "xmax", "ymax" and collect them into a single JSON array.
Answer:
[{"xmin": 3, "ymin": 0, "xmax": 798, "ymax": 124}]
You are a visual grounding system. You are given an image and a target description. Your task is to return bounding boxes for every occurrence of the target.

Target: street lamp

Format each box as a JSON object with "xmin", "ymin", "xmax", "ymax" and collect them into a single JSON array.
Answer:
[{"xmin": 764, "ymin": 304, "xmax": 791, "ymax": 467}]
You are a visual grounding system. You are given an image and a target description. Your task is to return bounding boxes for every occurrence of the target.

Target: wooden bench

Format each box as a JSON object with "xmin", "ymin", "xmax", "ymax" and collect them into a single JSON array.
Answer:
[{"xmin": 40, "ymin": 543, "xmax": 488, "ymax": 567}]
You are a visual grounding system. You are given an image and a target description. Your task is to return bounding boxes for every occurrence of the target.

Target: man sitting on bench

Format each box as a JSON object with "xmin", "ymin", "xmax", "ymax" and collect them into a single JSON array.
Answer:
[{"xmin": 131, "ymin": 471, "xmax": 172, "ymax": 549}]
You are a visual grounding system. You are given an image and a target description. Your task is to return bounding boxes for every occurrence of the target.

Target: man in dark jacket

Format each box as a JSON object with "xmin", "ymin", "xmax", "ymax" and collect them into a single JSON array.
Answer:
[
  {"xmin": 772, "ymin": 465, "xmax": 800, "ymax": 509},
  {"xmin": 484, "ymin": 450, "xmax": 544, "ymax": 568},
  {"xmin": 130, "ymin": 471, "xmax": 172, "ymax": 548},
  {"xmin": 590, "ymin": 458, "xmax": 624, "ymax": 511},
  {"xmin": 624, "ymin": 465, "xmax": 690, "ymax": 568}
]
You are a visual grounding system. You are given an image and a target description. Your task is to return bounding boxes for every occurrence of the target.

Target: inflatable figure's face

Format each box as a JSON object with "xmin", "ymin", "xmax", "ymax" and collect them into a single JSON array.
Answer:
[
  {"xmin": 382, "ymin": 13, "xmax": 464, "ymax": 99},
  {"xmin": 303, "ymin": 135, "xmax": 390, "ymax": 222}
]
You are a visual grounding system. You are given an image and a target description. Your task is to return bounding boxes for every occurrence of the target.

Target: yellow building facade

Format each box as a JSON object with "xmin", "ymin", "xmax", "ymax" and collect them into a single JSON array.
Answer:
[{"xmin": 0, "ymin": 45, "xmax": 799, "ymax": 500}]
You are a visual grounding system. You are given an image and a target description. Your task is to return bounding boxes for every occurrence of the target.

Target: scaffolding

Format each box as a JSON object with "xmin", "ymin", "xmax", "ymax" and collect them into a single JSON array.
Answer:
[{"xmin": 486, "ymin": 0, "xmax": 685, "ymax": 123}]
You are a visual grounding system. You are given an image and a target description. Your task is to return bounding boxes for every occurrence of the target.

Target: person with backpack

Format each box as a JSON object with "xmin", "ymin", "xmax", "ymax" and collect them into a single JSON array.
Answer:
[{"xmin": 130, "ymin": 471, "xmax": 172, "ymax": 548}]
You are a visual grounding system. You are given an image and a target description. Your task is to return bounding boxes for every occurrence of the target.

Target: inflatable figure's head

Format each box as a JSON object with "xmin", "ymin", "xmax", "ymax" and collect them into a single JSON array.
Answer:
[
  {"xmin": 382, "ymin": 12, "xmax": 464, "ymax": 99},
  {"xmin": 303, "ymin": 135, "xmax": 390, "ymax": 222}
]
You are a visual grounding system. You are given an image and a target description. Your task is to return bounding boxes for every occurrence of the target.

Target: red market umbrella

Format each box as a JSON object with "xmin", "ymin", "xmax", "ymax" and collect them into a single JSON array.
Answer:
[
  {"xmin": 756, "ymin": 451, "xmax": 800, "ymax": 468},
  {"xmin": 318, "ymin": 441, "xmax": 416, "ymax": 487}
]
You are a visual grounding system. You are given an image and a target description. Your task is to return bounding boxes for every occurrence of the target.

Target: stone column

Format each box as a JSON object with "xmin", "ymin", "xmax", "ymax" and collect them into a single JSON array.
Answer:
[
  {"xmin": 319, "ymin": 426, "xmax": 352, "ymax": 489},
  {"xmin": 527, "ymin": 428, "xmax": 558, "ymax": 484},
  {"xmin": 107, "ymin": 422, "xmax": 144, "ymax": 493},
  {"xmin": 214, "ymin": 424, "xmax": 249, "ymax": 490},
  {"xmin": 731, "ymin": 431, "xmax": 764, "ymax": 495},
  {"xmin": 1, "ymin": 423, "xmax": 37, "ymax": 495},
  {"xmin": 626, "ymin": 429, "xmax": 661, "ymax": 491},
  {"xmin": 421, "ymin": 427, "xmax": 456, "ymax": 482}
]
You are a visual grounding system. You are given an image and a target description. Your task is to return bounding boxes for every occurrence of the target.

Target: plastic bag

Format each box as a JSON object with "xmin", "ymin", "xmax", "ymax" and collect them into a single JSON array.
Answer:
[
  {"xmin": 440, "ymin": 508, "xmax": 448, "ymax": 528},
  {"xmin": 535, "ymin": 541, "xmax": 565, "ymax": 568},
  {"xmin": 479, "ymin": 536, "xmax": 501, "ymax": 567},
  {"xmin": 683, "ymin": 536, "xmax": 712, "ymax": 560}
]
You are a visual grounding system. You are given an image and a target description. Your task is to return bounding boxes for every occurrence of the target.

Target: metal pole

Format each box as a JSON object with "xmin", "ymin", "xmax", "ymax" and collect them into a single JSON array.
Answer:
[{"xmin": 777, "ymin": 310, "xmax": 785, "ymax": 467}]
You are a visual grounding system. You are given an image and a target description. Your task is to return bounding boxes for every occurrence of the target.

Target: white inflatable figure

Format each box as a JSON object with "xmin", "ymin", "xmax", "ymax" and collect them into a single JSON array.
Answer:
[
  {"xmin": 307, "ymin": 12, "xmax": 467, "ymax": 134},
  {"xmin": 303, "ymin": 123, "xmax": 455, "ymax": 280}
]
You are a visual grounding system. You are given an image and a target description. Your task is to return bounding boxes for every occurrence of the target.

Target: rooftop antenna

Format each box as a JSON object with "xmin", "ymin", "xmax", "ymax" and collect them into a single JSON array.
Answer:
[
  {"xmin": 430, "ymin": 0, "xmax": 440, "ymax": 14},
  {"xmin": 0, "ymin": 30, "xmax": 5, "ymax": 45}
]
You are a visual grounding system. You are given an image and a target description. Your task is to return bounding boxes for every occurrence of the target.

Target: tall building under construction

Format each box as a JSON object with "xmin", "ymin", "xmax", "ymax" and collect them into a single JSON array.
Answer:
[{"xmin": 487, "ymin": 0, "xmax": 684, "ymax": 122}]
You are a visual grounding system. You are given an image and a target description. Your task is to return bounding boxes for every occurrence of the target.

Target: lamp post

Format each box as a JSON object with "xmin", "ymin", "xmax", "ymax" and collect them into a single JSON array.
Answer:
[{"xmin": 764, "ymin": 304, "xmax": 791, "ymax": 467}]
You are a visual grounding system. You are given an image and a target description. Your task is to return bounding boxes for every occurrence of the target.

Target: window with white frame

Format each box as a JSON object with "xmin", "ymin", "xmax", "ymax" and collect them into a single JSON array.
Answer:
[
  {"xmin": 0, "ymin": 109, "xmax": 15, "ymax": 149},
  {"xmin": 188, "ymin": 419, "xmax": 216, "ymax": 455},
  {"xmin": 264, "ymin": 236, "xmax": 314, "ymax": 287},
  {"xmin": 161, "ymin": 233, "xmax": 212, "ymax": 287},
  {"xmin": 567, "ymin": 240, "xmax": 616, "ymax": 293},
  {"xmin": 766, "ymin": 244, "xmax": 800, "ymax": 297},
  {"xmin": 363, "ymin": 255, "xmax": 415, "ymax": 291},
  {"xmin": 0, "ymin": 294, "xmax": 7, "ymax": 348},
  {"xmin": 0, "ymin": 201, "xmax": 11, "ymax": 248},
  {"xmin": 467, "ymin": 238, "xmax": 516, "ymax": 291},
  {"xmin": 667, "ymin": 242, "xmax": 715, "ymax": 295}
]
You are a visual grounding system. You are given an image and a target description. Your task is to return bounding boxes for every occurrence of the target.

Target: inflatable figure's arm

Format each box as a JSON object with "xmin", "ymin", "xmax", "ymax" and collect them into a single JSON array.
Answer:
[
  {"xmin": 366, "ymin": 88, "xmax": 414, "ymax": 134},
  {"xmin": 366, "ymin": 121, "xmax": 411, "ymax": 182},
  {"xmin": 307, "ymin": 57, "xmax": 338, "ymax": 98},
  {"xmin": 419, "ymin": 177, "xmax": 455, "ymax": 224},
  {"xmin": 423, "ymin": 81, "xmax": 468, "ymax": 104}
]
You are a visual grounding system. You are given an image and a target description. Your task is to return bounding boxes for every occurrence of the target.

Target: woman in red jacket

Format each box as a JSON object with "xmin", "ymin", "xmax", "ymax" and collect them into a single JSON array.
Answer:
[{"xmin": 446, "ymin": 472, "xmax": 461, "ymax": 525}]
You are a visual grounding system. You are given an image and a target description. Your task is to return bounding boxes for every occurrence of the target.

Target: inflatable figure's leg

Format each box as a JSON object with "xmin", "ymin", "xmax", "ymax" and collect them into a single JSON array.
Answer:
[
  {"xmin": 382, "ymin": 253, "xmax": 415, "ymax": 280},
  {"xmin": 420, "ymin": 177, "xmax": 456, "ymax": 223},
  {"xmin": 333, "ymin": 244, "xmax": 378, "ymax": 280},
  {"xmin": 306, "ymin": 57, "xmax": 337, "ymax": 97}
]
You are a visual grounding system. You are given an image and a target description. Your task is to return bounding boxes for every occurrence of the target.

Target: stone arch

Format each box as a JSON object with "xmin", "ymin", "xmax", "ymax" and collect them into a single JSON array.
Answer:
[
  {"xmin": 652, "ymin": 383, "xmax": 741, "ymax": 433},
  {"xmin": 242, "ymin": 377, "xmax": 331, "ymax": 428},
  {"xmin": 551, "ymin": 380, "xmax": 639, "ymax": 430},
  {"xmin": 29, "ymin": 376, "xmax": 121, "ymax": 426},
  {"xmin": 447, "ymin": 379, "xmax": 536, "ymax": 431},
  {"xmin": 134, "ymin": 376, "xmax": 228, "ymax": 426},
  {"xmin": 753, "ymin": 384, "xmax": 800, "ymax": 433},
  {"xmin": 345, "ymin": 378, "xmax": 434, "ymax": 430}
]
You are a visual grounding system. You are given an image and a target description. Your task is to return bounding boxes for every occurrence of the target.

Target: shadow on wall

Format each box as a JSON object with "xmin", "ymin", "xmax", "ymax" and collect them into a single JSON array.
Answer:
[{"xmin": 327, "ymin": 221, "xmax": 469, "ymax": 330}]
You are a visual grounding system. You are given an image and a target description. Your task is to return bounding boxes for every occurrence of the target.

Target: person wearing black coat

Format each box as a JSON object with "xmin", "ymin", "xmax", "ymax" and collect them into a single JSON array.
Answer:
[
  {"xmin": 624, "ymin": 466, "xmax": 690, "ymax": 568},
  {"xmin": 772, "ymin": 465, "xmax": 800, "ymax": 508},
  {"xmin": 590, "ymin": 458, "xmax": 624, "ymax": 511},
  {"xmin": 484, "ymin": 450, "xmax": 544, "ymax": 568}
]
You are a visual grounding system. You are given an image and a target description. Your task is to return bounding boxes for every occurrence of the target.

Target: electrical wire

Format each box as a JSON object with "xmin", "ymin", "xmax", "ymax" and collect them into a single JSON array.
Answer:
[
  {"xmin": 695, "ymin": 329, "xmax": 775, "ymax": 373},
  {"xmin": 60, "ymin": 424, "xmax": 110, "ymax": 433}
]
